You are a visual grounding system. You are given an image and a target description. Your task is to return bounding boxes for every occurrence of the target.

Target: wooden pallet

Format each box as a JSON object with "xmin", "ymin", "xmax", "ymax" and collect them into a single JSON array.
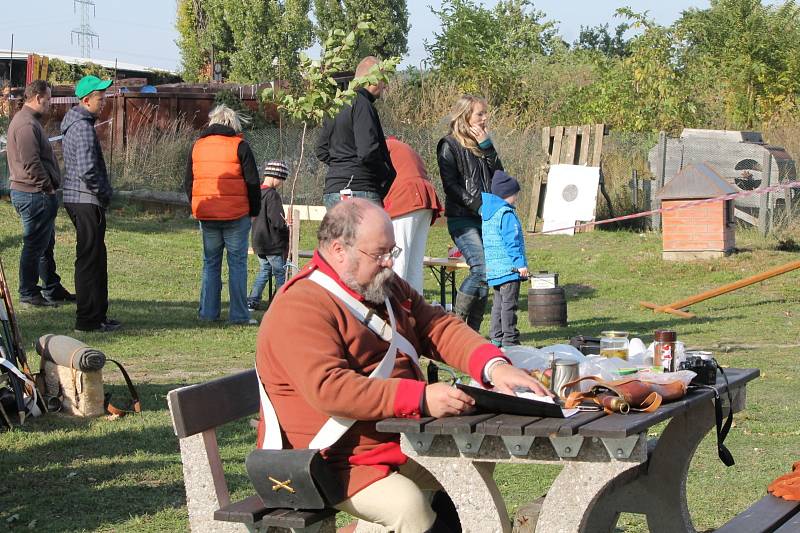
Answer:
[{"xmin": 527, "ymin": 124, "xmax": 607, "ymax": 232}]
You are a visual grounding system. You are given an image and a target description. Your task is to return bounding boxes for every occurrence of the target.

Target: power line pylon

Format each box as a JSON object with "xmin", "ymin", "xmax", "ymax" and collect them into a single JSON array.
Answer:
[{"xmin": 71, "ymin": 0, "xmax": 99, "ymax": 58}]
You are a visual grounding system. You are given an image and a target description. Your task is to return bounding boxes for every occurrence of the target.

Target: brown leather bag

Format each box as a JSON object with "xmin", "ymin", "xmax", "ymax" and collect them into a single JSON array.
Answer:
[{"xmin": 563, "ymin": 376, "xmax": 687, "ymax": 414}]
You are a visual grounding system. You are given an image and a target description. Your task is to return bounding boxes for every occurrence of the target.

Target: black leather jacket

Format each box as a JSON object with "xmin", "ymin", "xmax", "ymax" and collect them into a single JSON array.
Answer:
[{"xmin": 437, "ymin": 135, "xmax": 504, "ymax": 219}]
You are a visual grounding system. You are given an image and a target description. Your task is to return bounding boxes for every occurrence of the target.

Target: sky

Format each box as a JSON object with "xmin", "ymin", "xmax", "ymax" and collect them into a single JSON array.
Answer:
[{"xmin": 0, "ymin": 1, "xmax": 711, "ymax": 73}]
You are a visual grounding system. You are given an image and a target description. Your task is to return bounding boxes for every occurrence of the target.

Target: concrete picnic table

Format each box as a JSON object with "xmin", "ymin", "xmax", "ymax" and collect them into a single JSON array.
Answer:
[{"xmin": 376, "ymin": 368, "xmax": 759, "ymax": 533}]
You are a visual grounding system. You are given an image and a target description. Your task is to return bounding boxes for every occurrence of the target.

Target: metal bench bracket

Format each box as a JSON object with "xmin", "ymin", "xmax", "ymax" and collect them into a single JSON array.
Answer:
[
  {"xmin": 405, "ymin": 432, "xmax": 435, "ymax": 454},
  {"xmin": 600, "ymin": 436, "xmax": 640, "ymax": 460},
  {"xmin": 502, "ymin": 436, "xmax": 536, "ymax": 457},
  {"xmin": 549, "ymin": 435, "xmax": 584, "ymax": 458},
  {"xmin": 453, "ymin": 433, "xmax": 485, "ymax": 455}
]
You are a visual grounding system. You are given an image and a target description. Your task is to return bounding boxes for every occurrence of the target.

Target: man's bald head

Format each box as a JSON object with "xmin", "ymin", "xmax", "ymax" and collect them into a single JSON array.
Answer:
[
  {"xmin": 317, "ymin": 198, "xmax": 389, "ymax": 250},
  {"xmin": 355, "ymin": 56, "xmax": 386, "ymax": 98},
  {"xmin": 355, "ymin": 56, "xmax": 380, "ymax": 77}
]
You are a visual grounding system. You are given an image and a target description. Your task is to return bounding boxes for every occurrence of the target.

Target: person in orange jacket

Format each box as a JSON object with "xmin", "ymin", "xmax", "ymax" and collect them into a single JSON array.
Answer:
[{"xmin": 184, "ymin": 104, "xmax": 261, "ymax": 325}]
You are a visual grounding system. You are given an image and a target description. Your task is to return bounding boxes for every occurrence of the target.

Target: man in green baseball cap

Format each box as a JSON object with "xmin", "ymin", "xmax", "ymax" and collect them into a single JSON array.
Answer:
[
  {"xmin": 74, "ymin": 75, "xmax": 112, "ymax": 99},
  {"xmin": 60, "ymin": 74, "xmax": 120, "ymax": 332}
]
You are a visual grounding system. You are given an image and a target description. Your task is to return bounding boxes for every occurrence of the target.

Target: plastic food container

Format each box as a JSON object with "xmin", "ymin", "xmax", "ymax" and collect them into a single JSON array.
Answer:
[{"xmin": 600, "ymin": 331, "xmax": 630, "ymax": 360}]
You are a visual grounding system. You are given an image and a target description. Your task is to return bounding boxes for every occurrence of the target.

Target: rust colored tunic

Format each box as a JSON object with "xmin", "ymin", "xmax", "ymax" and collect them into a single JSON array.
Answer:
[{"xmin": 256, "ymin": 251, "xmax": 500, "ymax": 498}]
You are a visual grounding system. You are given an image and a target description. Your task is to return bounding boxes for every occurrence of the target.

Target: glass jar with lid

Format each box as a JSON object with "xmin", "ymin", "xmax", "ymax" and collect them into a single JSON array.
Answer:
[{"xmin": 600, "ymin": 331, "xmax": 629, "ymax": 360}]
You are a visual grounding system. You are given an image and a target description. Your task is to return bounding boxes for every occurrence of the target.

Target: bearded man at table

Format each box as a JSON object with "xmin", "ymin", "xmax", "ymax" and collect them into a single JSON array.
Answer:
[{"xmin": 255, "ymin": 198, "xmax": 547, "ymax": 533}]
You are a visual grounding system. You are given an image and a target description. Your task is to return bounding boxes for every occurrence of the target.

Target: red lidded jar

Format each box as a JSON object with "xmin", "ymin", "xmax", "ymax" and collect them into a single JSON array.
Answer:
[{"xmin": 654, "ymin": 330, "xmax": 677, "ymax": 371}]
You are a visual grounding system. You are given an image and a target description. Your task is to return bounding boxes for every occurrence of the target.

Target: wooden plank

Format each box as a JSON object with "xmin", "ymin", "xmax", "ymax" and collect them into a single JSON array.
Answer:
[
  {"xmin": 262, "ymin": 507, "xmax": 337, "ymax": 529},
  {"xmin": 550, "ymin": 126, "xmax": 564, "ymax": 165},
  {"xmin": 476, "ymin": 414, "xmax": 541, "ymax": 436},
  {"xmin": 541, "ymin": 126, "xmax": 551, "ymax": 155},
  {"xmin": 591, "ymin": 123, "xmax": 605, "ymax": 167},
  {"xmin": 563, "ymin": 126, "xmax": 578, "ymax": 165},
  {"xmin": 578, "ymin": 124, "xmax": 592, "ymax": 165},
  {"xmin": 526, "ymin": 170, "xmax": 545, "ymax": 233},
  {"xmin": 716, "ymin": 494, "xmax": 800, "ymax": 533},
  {"xmin": 375, "ymin": 417, "xmax": 435, "ymax": 434},
  {"xmin": 168, "ymin": 370, "xmax": 259, "ymax": 439},
  {"xmin": 759, "ymin": 151, "xmax": 773, "ymax": 235},
  {"xmin": 423, "ymin": 413, "xmax": 496, "ymax": 434},
  {"xmin": 523, "ymin": 411, "xmax": 606, "ymax": 437},
  {"xmin": 734, "ymin": 207, "xmax": 758, "ymax": 226},
  {"xmin": 775, "ymin": 505, "xmax": 800, "ymax": 532},
  {"xmin": 214, "ymin": 496, "xmax": 337, "ymax": 528}
]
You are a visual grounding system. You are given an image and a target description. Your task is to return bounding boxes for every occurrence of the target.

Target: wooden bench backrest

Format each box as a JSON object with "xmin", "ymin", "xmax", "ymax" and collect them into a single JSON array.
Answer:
[{"xmin": 168, "ymin": 369, "xmax": 259, "ymax": 438}]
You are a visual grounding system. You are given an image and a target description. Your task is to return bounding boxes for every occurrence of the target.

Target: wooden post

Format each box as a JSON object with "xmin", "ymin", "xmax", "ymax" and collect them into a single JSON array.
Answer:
[
  {"xmin": 758, "ymin": 151, "xmax": 772, "ymax": 235},
  {"xmin": 288, "ymin": 209, "xmax": 301, "ymax": 279},
  {"xmin": 591, "ymin": 124, "xmax": 605, "ymax": 167},
  {"xmin": 564, "ymin": 126, "xmax": 578, "ymax": 165},
  {"xmin": 653, "ymin": 131, "xmax": 667, "ymax": 231}
]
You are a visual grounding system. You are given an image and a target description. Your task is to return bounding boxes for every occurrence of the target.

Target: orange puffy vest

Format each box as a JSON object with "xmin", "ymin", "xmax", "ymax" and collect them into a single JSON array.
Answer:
[{"xmin": 191, "ymin": 134, "xmax": 249, "ymax": 221}]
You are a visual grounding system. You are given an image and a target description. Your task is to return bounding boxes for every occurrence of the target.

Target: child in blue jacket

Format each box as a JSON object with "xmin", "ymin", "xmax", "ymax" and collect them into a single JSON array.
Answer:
[{"xmin": 481, "ymin": 170, "xmax": 529, "ymax": 346}]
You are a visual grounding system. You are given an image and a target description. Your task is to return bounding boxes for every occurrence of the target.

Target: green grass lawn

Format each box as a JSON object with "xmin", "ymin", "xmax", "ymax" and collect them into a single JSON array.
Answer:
[{"xmin": 0, "ymin": 198, "xmax": 798, "ymax": 532}]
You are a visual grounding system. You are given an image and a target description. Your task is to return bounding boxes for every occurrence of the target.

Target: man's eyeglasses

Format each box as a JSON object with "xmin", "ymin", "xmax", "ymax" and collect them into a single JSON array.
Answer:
[{"xmin": 358, "ymin": 245, "xmax": 402, "ymax": 264}]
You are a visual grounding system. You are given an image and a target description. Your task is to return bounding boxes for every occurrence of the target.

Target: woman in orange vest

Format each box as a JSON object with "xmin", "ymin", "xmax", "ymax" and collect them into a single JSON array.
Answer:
[{"xmin": 184, "ymin": 104, "xmax": 261, "ymax": 325}]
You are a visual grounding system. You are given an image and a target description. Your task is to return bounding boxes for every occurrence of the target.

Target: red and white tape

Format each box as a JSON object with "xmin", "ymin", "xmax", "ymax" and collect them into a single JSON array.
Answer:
[{"xmin": 529, "ymin": 180, "xmax": 800, "ymax": 235}]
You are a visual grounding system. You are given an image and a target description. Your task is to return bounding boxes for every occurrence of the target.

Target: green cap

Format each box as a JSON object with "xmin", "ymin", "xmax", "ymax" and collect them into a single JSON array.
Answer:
[{"xmin": 75, "ymin": 75, "xmax": 112, "ymax": 99}]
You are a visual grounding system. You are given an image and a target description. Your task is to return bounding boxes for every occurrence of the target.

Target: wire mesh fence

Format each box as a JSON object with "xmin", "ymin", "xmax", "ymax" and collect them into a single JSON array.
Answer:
[{"xmin": 2, "ymin": 117, "xmax": 797, "ymax": 234}]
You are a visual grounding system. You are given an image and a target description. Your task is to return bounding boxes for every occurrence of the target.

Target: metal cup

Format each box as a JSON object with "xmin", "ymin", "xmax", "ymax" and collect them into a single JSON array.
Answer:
[{"xmin": 551, "ymin": 359, "xmax": 580, "ymax": 398}]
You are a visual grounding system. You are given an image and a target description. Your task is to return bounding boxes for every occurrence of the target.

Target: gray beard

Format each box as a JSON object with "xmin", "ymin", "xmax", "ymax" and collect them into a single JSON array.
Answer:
[{"xmin": 342, "ymin": 267, "xmax": 395, "ymax": 304}]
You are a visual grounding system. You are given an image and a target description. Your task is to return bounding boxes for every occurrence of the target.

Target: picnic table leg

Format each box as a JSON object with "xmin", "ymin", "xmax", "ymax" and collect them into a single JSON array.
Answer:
[
  {"xmin": 439, "ymin": 266, "xmax": 447, "ymax": 308},
  {"xmin": 550, "ymin": 394, "xmax": 733, "ymax": 533},
  {"xmin": 449, "ymin": 269, "xmax": 456, "ymax": 310},
  {"xmin": 401, "ymin": 436, "xmax": 511, "ymax": 533}
]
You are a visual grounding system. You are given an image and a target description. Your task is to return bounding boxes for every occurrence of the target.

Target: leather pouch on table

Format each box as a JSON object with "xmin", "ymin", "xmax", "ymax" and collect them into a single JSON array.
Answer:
[
  {"xmin": 245, "ymin": 449, "xmax": 344, "ymax": 510},
  {"xmin": 563, "ymin": 376, "xmax": 687, "ymax": 414}
]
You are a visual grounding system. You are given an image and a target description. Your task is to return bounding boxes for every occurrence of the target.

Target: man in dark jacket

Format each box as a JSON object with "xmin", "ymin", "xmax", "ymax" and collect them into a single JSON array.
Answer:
[
  {"xmin": 315, "ymin": 56, "xmax": 395, "ymax": 210},
  {"xmin": 61, "ymin": 75, "xmax": 120, "ymax": 333},
  {"xmin": 7, "ymin": 80, "xmax": 74, "ymax": 307}
]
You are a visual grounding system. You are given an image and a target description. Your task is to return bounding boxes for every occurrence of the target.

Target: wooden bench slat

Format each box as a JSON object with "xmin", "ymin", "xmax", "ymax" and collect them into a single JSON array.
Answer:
[
  {"xmin": 476, "ymin": 414, "xmax": 541, "ymax": 436},
  {"xmin": 716, "ymin": 494, "xmax": 800, "ymax": 533},
  {"xmin": 423, "ymin": 413, "xmax": 496, "ymax": 435},
  {"xmin": 375, "ymin": 417, "xmax": 435, "ymax": 434},
  {"xmin": 214, "ymin": 494, "xmax": 271, "ymax": 525},
  {"xmin": 168, "ymin": 370, "xmax": 259, "ymax": 438},
  {"xmin": 215, "ymin": 495, "xmax": 337, "ymax": 529},
  {"xmin": 775, "ymin": 503, "xmax": 800, "ymax": 532},
  {"xmin": 523, "ymin": 411, "xmax": 606, "ymax": 437}
]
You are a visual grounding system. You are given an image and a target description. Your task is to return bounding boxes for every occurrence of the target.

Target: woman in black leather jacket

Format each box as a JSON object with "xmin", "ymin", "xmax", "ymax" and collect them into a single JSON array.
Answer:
[{"xmin": 437, "ymin": 95, "xmax": 503, "ymax": 331}]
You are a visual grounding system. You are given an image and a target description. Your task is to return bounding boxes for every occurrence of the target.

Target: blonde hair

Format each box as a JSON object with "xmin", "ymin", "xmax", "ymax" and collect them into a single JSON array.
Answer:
[
  {"xmin": 448, "ymin": 95, "xmax": 487, "ymax": 156},
  {"xmin": 207, "ymin": 104, "xmax": 250, "ymax": 133}
]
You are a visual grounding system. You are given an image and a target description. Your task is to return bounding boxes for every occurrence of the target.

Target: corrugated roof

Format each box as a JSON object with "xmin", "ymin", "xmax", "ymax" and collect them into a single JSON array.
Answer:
[
  {"xmin": 657, "ymin": 162, "xmax": 739, "ymax": 200},
  {"xmin": 0, "ymin": 49, "xmax": 174, "ymax": 74}
]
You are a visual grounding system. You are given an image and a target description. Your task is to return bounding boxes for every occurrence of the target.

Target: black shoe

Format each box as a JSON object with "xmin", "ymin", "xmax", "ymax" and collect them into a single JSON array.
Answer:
[
  {"xmin": 20, "ymin": 294, "xmax": 58, "ymax": 308},
  {"xmin": 46, "ymin": 288, "xmax": 76, "ymax": 304},
  {"xmin": 75, "ymin": 319, "xmax": 122, "ymax": 333}
]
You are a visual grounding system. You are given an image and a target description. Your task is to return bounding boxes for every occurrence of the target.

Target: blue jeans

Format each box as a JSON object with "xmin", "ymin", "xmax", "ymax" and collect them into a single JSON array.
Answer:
[
  {"xmin": 248, "ymin": 255, "xmax": 286, "ymax": 304},
  {"xmin": 198, "ymin": 216, "xmax": 251, "ymax": 323},
  {"xmin": 322, "ymin": 190, "xmax": 383, "ymax": 210},
  {"xmin": 10, "ymin": 190, "xmax": 63, "ymax": 299},
  {"xmin": 449, "ymin": 225, "xmax": 488, "ymax": 298}
]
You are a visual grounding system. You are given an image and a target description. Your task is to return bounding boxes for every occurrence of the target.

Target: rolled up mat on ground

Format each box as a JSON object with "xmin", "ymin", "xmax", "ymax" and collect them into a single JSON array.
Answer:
[{"xmin": 36, "ymin": 334, "xmax": 106, "ymax": 371}]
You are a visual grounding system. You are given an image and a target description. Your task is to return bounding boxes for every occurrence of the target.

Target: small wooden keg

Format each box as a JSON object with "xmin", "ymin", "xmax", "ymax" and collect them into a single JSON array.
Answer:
[{"xmin": 527, "ymin": 287, "xmax": 567, "ymax": 327}]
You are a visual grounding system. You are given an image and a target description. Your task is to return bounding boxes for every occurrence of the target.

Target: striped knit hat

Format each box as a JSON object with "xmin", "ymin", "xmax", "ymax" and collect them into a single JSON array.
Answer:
[{"xmin": 262, "ymin": 160, "xmax": 290, "ymax": 180}]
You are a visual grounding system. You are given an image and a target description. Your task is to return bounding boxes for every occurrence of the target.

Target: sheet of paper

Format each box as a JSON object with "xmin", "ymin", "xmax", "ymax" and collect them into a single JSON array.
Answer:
[
  {"xmin": 516, "ymin": 391, "xmax": 579, "ymax": 418},
  {"xmin": 541, "ymin": 164, "xmax": 601, "ymax": 235}
]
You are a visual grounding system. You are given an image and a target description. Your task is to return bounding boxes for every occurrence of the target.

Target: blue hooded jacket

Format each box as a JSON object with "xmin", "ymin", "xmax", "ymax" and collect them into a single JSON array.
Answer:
[{"xmin": 481, "ymin": 192, "xmax": 528, "ymax": 287}]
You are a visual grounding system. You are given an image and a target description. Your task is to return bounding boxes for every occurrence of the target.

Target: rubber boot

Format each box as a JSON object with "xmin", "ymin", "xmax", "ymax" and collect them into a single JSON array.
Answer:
[
  {"xmin": 466, "ymin": 295, "xmax": 488, "ymax": 332},
  {"xmin": 453, "ymin": 290, "xmax": 477, "ymax": 324}
]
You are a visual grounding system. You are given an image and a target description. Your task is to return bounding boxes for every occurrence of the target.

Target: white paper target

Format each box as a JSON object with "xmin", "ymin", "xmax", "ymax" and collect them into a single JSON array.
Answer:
[{"xmin": 541, "ymin": 165, "xmax": 601, "ymax": 235}]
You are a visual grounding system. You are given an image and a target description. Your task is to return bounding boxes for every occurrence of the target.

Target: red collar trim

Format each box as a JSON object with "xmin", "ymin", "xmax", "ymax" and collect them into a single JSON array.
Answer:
[{"xmin": 311, "ymin": 250, "xmax": 365, "ymax": 302}]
